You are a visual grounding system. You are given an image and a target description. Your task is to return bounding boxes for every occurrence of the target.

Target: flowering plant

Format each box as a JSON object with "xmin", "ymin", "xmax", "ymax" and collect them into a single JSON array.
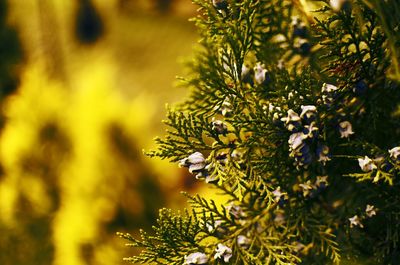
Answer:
[{"xmin": 119, "ymin": 0, "xmax": 400, "ymax": 264}]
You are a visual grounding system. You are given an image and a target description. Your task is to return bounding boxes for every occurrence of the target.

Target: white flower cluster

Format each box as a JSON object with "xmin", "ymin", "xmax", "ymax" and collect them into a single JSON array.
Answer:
[
  {"xmin": 179, "ymin": 152, "xmax": 206, "ymax": 174},
  {"xmin": 320, "ymin": 83, "xmax": 355, "ymax": 138},
  {"xmin": 348, "ymin": 204, "xmax": 378, "ymax": 229},
  {"xmin": 282, "ymin": 109, "xmax": 302, "ymax": 132},
  {"xmin": 179, "ymin": 152, "xmax": 216, "ymax": 183},
  {"xmin": 298, "ymin": 176, "xmax": 329, "ymax": 198},
  {"xmin": 277, "ymin": 104, "xmax": 332, "ymax": 168},
  {"xmin": 214, "ymin": 244, "xmax": 232, "ymax": 263},
  {"xmin": 179, "ymin": 150, "xmax": 240, "ymax": 184},
  {"xmin": 241, "ymin": 62, "xmax": 271, "ymax": 86},
  {"xmin": 184, "ymin": 234, "xmax": 253, "ymax": 264},
  {"xmin": 355, "ymin": 146, "xmax": 400, "ymax": 182},
  {"xmin": 184, "ymin": 245, "xmax": 233, "ymax": 264},
  {"xmin": 357, "ymin": 156, "xmax": 377, "ymax": 172}
]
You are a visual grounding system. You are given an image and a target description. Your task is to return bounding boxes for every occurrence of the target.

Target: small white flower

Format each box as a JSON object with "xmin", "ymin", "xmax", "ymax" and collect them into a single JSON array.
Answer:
[
  {"xmin": 303, "ymin": 122, "xmax": 319, "ymax": 139},
  {"xmin": 241, "ymin": 64, "xmax": 251, "ymax": 78},
  {"xmin": 201, "ymin": 165, "xmax": 218, "ymax": 183},
  {"xmin": 366, "ymin": 204, "xmax": 377, "ymax": 217},
  {"xmin": 273, "ymin": 112, "xmax": 281, "ymax": 122},
  {"xmin": 277, "ymin": 59, "xmax": 285, "ymax": 69},
  {"xmin": 266, "ymin": 103, "xmax": 282, "ymax": 119},
  {"xmin": 237, "ymin": 235, "xmax": 251, "ymax": 249},
  {"xmin": 214, "ymin": 244, "xmax": 232, "ymax": 263},
  {"xmin": 282, "ymin": 109, "xmax": 302, "ymax": 131},
  {"xmin": 299, "ymin": 180, "xmax": 313, "ymax": 197},
  {"xmin": 288, "ymin": 132, "xmax": 305, "ymax": 151},
  {"xmin": 291, "ymin": 16, "xmax": 301, "ymax": 27},
  {"xmin": 241, "ymin": 64, "xmax": 254, "ymax": 84},
  {"xmin": 254, "ymin": 63, "xmax": 269, "ymax": 85},
  {"xmin": 373, "ymin": 155, "xmax": 385, "ymax": 167},
  {"xmin": 349, "ymin": 215, "xmax": 363, "ymax": 228},
  {"xmin": 272, "ymin": 187, "xmax": 287, "ymax": 204},
  {"xmin": 300, "ymin": 105, "xmax": 317, "ymax": 120},
  {"xmin": 184, "ymin": 252, "xmax": 209, "ymax": 265},
  {"xmin": 339, "ymin": 121, "xmax": 354, "ymax": 138},
  {"xmin": 205, "ymin": 220, "xmax": 223, "ymax": 233},
  {"xmin": 316, "ymin": 176, "xmax": 329, "ymax": 188},
  {"xmin": 179, "ymin": 152, "xmax": 206, "ymax": 173},
  {"xmin": 358, "ymin": 156, "xmax": 377, "ymax": 172},
  {"xmin": 321, "ymin": 83, "xmax": 339, "ymax": 105},
  {"xmin": 205, "ymin": 176, "xmax": 218, "ymax": 183},
  {"xmin": 272, "ymin": 187, "xmax": 283, "ymax": 201},
  {"xmin": 268, "ymin": 103, "xmax": 275, "ymax": 113},
  {"xmin": 226, "ymin": 203, "xmax": 246, "ymax": 219},
  {"xmin": 287, "ymin": 123, "xmax": 297, "ymax": 132},
  {"xmin": 273, "ymin": 33, "xmax": 287, "ymax": 43},
  {"xmin": 205, "ymin": 223, "xmax": 214, "ymax": 233},
  {"xmin": 194, "ymin": 169, "xmax": 210, "ymax": 181},
  {"xmin": 330, "ymin": 0, "xmax": 348, "ymax": 11},
  {"xmin": 281, "ymin": 109, "xmax": 301, "ymax": 124},
  {"xmin": 389, "ymin": 146, "xmax": 400, "ymax": 160},
  {"xmin": 211, "ymin": 119, "xmax": 228, "ymax": 135},
  {"xmin": 321, "ymin": 83, "xmax": 339, "ymax": 93},
  {"xmin": 317, "ymin": 145, "xmax": 331, "ymax": 165}
]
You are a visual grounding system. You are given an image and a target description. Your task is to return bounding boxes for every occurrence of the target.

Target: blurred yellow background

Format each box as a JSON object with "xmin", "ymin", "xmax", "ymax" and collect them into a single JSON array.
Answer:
[{"xmin": 0, "ymin": 0, "xmax": 199, "ymax": 264}]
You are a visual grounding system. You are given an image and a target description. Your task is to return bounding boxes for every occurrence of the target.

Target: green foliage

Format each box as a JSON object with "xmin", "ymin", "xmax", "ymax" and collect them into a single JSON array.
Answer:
[
  {"xmin": 118, "ymin": 208, "xmax": 204, "ymax": 264},
  {"xmin": 121, "ymin": 0, "xmax": 400, "ymax": 264},
  {"xmin": 360, "ymin": 0, "xmax": 400, "ymax": 81}
]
